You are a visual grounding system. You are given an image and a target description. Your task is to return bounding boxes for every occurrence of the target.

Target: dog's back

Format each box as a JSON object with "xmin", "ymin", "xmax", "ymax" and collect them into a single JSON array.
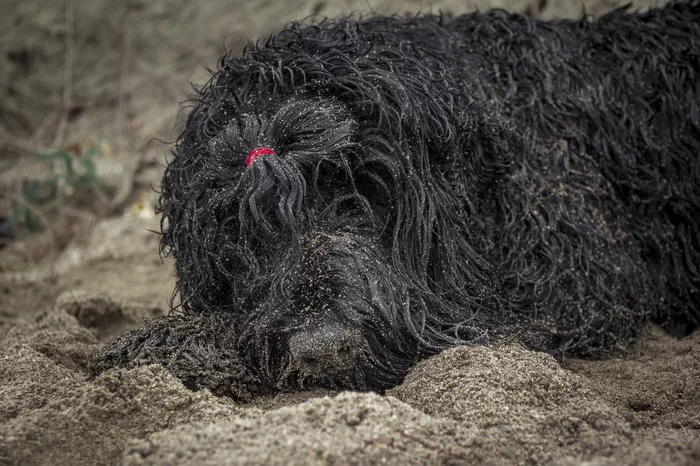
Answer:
[{"xmin": 448, "ymin": 4, "xmax": 700, "ymax": 338}]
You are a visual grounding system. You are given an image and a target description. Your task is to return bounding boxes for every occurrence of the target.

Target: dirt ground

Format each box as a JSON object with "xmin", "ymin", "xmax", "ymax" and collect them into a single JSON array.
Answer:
[{"xmin": 1, "ymin": 1, "xmax": 698, "ymax": 465}]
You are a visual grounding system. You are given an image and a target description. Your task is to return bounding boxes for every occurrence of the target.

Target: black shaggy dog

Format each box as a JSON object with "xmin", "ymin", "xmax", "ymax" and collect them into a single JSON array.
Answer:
[{"xmin": 97, "ymin": 2, "xmax": 700, "ymax": 397}]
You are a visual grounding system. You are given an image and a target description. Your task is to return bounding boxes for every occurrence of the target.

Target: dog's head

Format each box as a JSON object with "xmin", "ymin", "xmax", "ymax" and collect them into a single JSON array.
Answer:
[
  {"xmin": 160, "ymin": 91, "xmax": 426, "ymax": 389},
  {"xmin": 159, "ymin": 20, "xmax": 512, "ymax": 390}
]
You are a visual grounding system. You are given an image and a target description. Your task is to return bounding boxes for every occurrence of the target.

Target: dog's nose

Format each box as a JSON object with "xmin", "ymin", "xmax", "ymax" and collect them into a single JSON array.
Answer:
[{"xmin": 288, "ymin": 324, "xmax": 363, "ymax": 374}]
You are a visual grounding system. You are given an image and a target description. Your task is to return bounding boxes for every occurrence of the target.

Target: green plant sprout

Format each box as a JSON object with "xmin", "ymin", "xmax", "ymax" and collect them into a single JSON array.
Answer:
[{"xmin": 11, "ymin": 142, "xmax": 102, "ymax": 233}]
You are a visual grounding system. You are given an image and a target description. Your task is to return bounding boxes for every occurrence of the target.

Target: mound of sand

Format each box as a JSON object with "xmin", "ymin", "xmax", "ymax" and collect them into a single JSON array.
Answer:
[
  {"xmin": 1, "ymin": 286, "xmax": 698, "ymax": 465},
  {"xmin": 0, "ymin": 297, "xmax": 242, "ymax": 465}
]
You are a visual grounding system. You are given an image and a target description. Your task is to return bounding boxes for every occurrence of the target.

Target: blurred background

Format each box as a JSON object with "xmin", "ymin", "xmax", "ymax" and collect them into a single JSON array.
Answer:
[{"xmin": 0, "ymin": 0, "xmax": 666, "ymax": 320}]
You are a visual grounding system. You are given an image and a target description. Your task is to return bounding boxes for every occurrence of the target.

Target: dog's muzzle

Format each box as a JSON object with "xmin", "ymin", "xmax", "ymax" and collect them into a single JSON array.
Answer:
[{"xmin": 287, "ymin": 323, "xmax": 365, "ymax": 376}]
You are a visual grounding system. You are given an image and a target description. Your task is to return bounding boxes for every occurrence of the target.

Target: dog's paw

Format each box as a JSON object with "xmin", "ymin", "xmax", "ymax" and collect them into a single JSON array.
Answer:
[{"xmin": 92, "ymin": 312, "xmax": 269, "ymax": 402}]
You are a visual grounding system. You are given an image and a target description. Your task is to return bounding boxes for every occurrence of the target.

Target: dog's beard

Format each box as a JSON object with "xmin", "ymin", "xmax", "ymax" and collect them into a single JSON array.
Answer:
[{"xmin": 236, "ymin": 230, "xmax": 420, "ymax": 391}]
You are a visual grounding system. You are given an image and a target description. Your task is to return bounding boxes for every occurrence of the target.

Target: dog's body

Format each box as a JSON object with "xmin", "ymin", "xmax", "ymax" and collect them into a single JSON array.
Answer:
[{"xmin": 106, "ymin": 3, "xmax": 700, "ymax": 392}]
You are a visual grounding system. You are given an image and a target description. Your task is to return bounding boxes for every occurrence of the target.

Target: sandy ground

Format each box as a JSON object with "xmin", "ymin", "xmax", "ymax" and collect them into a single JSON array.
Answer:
[{"xmin": 1, "ymin": 0, "xmax": 698, "ymax": 465}]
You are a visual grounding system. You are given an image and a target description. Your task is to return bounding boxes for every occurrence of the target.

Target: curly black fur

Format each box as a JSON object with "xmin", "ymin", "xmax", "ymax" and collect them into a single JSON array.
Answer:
[
  {"xmin": 93, "ymin": 313, "xmax": 268, "ymax": 401},
  {"xmin": 100, "ymin": 2, "xmax": 700, "ymax": 393}
]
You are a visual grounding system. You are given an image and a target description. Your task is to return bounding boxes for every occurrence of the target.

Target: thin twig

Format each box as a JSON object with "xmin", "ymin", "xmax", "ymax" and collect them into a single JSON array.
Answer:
[
  {"xmin": 52, "ymin": 0, "xmax": 75, "ymax": 147},
  {"xmin": 31, "ymin": 109, "xmax": 58, "ymax": 147},
  {"xmin": 117, "ymin": 0, "xmax": 133, "ymax": 134}
]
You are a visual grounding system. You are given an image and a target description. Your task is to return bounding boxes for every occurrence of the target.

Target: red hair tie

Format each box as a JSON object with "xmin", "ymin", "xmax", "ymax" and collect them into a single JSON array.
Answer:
[{"xmin": 246, "ymin": 147, "xmax": 277, "ymax": 167}]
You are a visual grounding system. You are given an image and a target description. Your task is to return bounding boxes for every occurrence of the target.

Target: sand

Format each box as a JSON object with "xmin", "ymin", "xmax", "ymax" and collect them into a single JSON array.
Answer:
[
  {"xmin": 1, "ymin": 1, "xmax": 697, "ymax": 465},
  {"xmin": 1, "ymin": 280, "xmax": 698, "ymax": 465}
]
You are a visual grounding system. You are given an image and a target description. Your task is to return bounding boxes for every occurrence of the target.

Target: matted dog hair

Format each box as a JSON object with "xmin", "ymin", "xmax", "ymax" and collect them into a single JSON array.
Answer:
[{"xmin": 100, "ymin": 3, "xmax": 700, "ymax": 393}]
